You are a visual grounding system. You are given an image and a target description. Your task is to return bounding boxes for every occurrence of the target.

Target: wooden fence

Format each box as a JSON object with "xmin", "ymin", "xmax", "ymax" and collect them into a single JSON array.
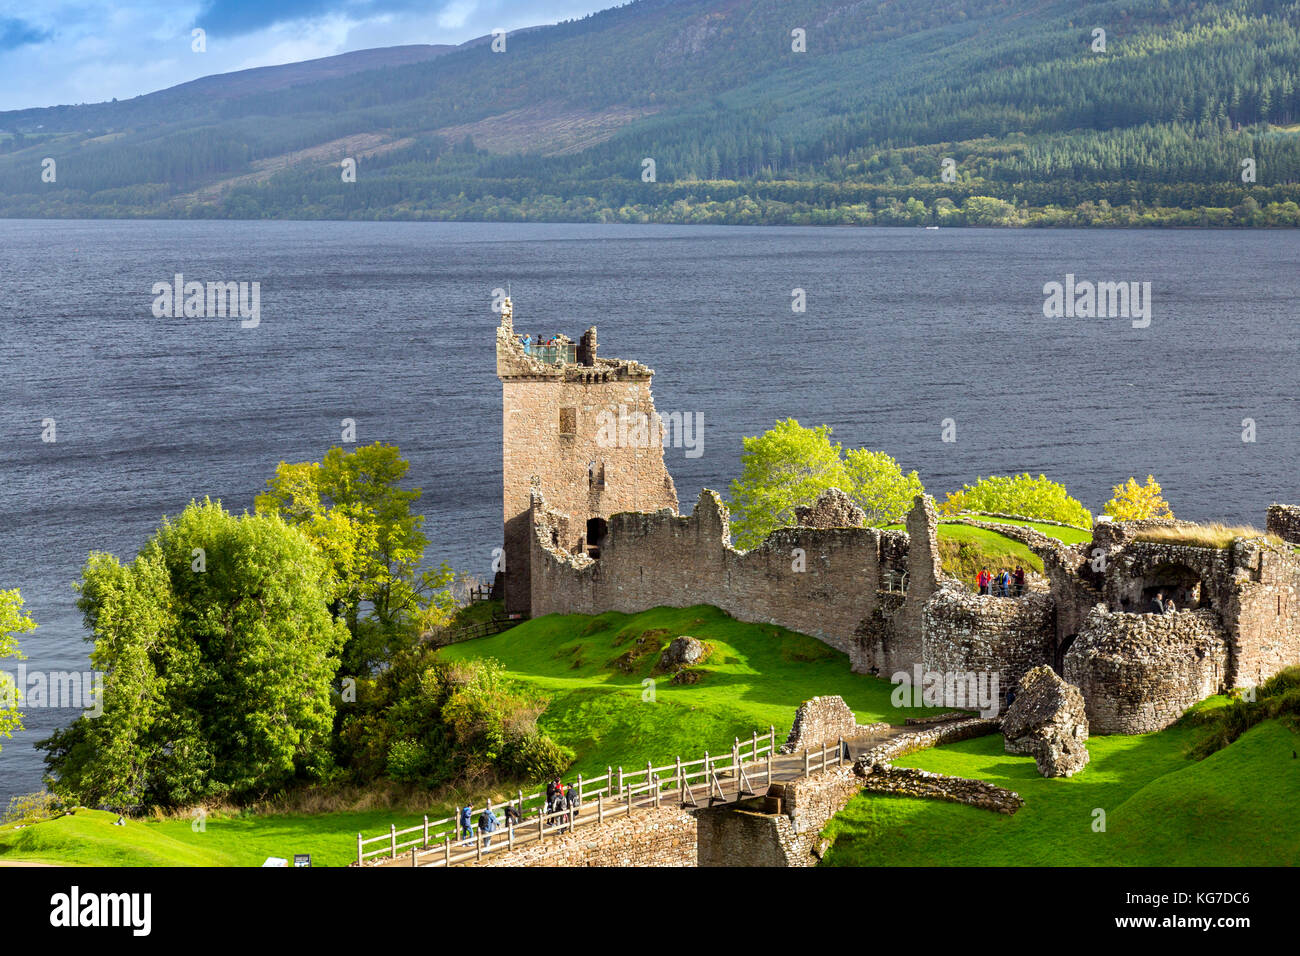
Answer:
[{"xmin": 355, "ymin": 726, "xmax": 852, "ymax": 868}]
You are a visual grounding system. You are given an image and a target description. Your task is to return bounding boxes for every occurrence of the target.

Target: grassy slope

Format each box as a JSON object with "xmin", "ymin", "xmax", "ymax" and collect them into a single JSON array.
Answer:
[
  {"xmin": 439, "ymin": 604, "xmax": 946, "ymax": 773},
  {"xmin": 958, "ymin": 517, "xmax": 1093, "ymax": 546},
  {"xmin": 821, "ymin": 719, "xmax": 1300, "ymax": 867}
]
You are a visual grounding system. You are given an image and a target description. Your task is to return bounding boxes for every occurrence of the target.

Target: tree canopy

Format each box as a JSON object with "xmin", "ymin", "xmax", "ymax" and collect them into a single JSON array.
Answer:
[
  {"xmin": 40, "ymin": 500, "xmax": 346, "ymax": 810},
  {"xmin": 1103, "ymin": 475, "xmax": 1175, "ymax": 521},
  {"xmin": 255, "ymin": 443, "xmax": 454, "ymax": 675},
  {"xmin": 727, "ymin": 419, "xmax": 923, "ymax": 548},
  {"xmin": 940, "ymin": 473, "xmax": 1093, "ymax": 528},
  {"xmin": 0, "ymin": 589, "xmax": 36, "ymax": 755}
]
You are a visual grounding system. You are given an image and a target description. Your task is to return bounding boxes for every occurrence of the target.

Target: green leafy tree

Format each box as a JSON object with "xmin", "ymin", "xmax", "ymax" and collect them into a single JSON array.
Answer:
[
  {"xmin": 940, "ymin": 473, "xmax": 1092, "ymax": 527},
  {"xmin": 728, "ymin": 419, "xmax": 923, "ymax": 548},
  {"xmin": 843, "ymin": 448, "xmax": 925, "ymax": 526},
  {"xmin": 0, "ymin": 589, "xmax": 37, "ymax": 754},
  {"xmin": 40, "ymin": 499, "xmax": 346, "ymax": 810},
  {"xmin": 256, "ymin": 443, "xmax": 454, "ymax": 675}
]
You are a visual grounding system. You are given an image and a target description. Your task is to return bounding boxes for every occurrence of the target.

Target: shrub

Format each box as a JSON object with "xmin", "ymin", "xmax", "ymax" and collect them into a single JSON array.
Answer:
[
  {"xmin": 1103, "ymin": 476, "xmax": 1173, "ymax": 521},
  {"xmin": 941, "ymin": 473, "xmax": 1092, "ymax": 527}
]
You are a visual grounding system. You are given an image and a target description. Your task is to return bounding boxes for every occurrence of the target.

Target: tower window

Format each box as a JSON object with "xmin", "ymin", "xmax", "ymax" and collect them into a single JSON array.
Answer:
[{"xmin": 559, "ymin": 407, "xmax": 577, "ymax": 435}]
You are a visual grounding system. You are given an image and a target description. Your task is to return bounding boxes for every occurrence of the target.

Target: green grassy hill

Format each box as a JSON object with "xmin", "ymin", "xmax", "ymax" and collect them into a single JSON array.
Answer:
[
  {"xmin": 820, "ymin": 718, "xmax": 1300, "ymax": 866},
  {"xmin": 2, "ymin": 0, "xmax": 1299, "ymax": 223},
  {"xmin": 437, "ymin": 604, "xmax": 946, "ymax": 772}
]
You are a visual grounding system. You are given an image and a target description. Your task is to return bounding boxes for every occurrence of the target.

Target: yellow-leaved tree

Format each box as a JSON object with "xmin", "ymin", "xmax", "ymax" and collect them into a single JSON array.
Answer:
[{"xmin": 1103, "ymin": 476, "xmax": 1173, "ymax": 521}]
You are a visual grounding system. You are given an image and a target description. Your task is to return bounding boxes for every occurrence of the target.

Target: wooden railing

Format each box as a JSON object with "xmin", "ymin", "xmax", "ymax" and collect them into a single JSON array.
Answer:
[
  {"xmin": 427, "ymin": 614, "xmax": 524, "ymax": 648},
  {"xmin": 355, "ymin": 726, "xmax": 853, "ymax": 868}
]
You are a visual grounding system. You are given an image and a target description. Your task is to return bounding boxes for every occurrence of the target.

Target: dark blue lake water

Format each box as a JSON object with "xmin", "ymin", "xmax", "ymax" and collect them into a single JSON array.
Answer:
[{"xmin": 1, "ymin": 219, "xmax": 1297, "ymax": 802}]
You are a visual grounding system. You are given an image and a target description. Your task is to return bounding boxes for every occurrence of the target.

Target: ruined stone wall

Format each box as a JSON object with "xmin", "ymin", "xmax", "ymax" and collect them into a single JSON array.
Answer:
[
  {"xmin": 530, "ymin": 489, "xmax": 891, "ymax": 656},
  {"xmin": 1042, "ymin": 545, "xmax": 1104, "ymax": 650},
  {"xmin": 850, "ymin": 497, "xmax": 941, "ymax": 675},
  {"xmin": 476, "ymin": 805, "xmax": 696, "ymax": 867},
  {"xmin": 1097, "ymin": 537, "xmax": 1300, "ymax": 692},
  {"xmin": 779, "ymin": 695, "xmax": 889, "ymax": 753},
  {"xmin": 920, "ymin": 590, "xmax": 1056, "ymax": 704},
  {"xmin": 1222, "ymin": 539, "xmax": 1300, "ymax": 688},
  {"xmin": 499, "ymin": 315, "xmax": 678, "ymax": 614},
  {"xmin": 855, "ymin": 717, "xmax": 1001, "ymax": 764},
  {"xmin": 1063, "ymin": 606, "xmax": 1229, "ymax": 734},
  {"xmin": 1266, "ymin": 505, "xmax": 1300, "ymax": 545},
  {"xmin": 1103, "ymin": 540, "xmax": 1236, "ymax": 614},
  {"xmin": 856, "ymin": 764, "xmax": 1023, "ymax": 814}
]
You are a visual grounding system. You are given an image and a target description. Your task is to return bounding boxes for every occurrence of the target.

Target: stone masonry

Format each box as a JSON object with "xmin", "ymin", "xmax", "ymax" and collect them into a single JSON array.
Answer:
[
  {"xmin": 500, "ymin": 307, "xmax": 1300, "ymax": 735},
  {"xmin": 1064, "ymin": 606, "xmax": 1229, "ymax": 734},
  {"xmin": 1267, "ymin": 504, "xmax": 1300, "ymax": 545},
  {"xmin": 779, "ymin": 695, "xmax": 889, "ymax": 753},
  {"xmin": 498, "ymin": 299, "xmax": 678, "ymax": 614}
]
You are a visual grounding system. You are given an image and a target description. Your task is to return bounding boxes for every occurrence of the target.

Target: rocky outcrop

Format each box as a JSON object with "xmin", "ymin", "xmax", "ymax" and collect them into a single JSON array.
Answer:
[
  {"xmin": 794, "ymin": 487, "xmax": 866, "ymax": 529},
  {"xmin": 1001, "ymin": 665, "xmax": 1090, "ymax": 777},
  {"xmin": 659, "ymin": 636, "xmax": 708, "ymax": 670}
]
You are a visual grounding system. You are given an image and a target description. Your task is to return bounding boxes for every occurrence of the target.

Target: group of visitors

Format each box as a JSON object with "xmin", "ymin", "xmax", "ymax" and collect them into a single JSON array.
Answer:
[
  {"xmin": 521, "ymin": 334, "xmax": 562, "ymax": 356},
  {"xmin": 1150, "ymin": 591, "xmax": 1178, "ymax": 614},
  {"xmin": 545, "ymin": 777, "xmax": 581, "ymax": 832},
  {"xmin": 978, "ymin": 566, "xmax": 1026, "ymax": 597},
  {"xmin": 456, "ymin": 778, "xmax": 581, "ymax": 849}
]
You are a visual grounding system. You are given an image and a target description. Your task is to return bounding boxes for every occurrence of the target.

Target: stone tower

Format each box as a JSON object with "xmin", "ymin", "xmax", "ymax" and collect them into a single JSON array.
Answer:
[{"xmin": 497, "ymin": 297, "xmax": 679, "ymax": 615}]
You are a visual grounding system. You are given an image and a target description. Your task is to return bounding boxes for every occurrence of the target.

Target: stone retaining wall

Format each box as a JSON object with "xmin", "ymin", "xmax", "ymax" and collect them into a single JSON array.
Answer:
[{"xmin": 476, "ymin": 805, "xmax": 697, "ymax": 867}]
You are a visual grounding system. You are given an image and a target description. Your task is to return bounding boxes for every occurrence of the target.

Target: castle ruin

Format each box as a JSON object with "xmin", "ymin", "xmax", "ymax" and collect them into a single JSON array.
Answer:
[{"xmin": 497, "ymin": 304, "xmax": 1300, "ymax": 733}]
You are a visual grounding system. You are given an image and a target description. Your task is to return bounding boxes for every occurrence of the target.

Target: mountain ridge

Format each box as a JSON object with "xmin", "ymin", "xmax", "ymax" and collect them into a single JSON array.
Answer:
[{"xmin": 1, "ymin": 0, "xmax": 1298, "ymax": 226}]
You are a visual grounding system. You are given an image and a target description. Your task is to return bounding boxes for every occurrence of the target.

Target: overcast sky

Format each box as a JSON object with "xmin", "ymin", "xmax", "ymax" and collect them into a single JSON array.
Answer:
[{"xmin": 0, "ymin": 0, "xmax": 615, "ymax": 112}]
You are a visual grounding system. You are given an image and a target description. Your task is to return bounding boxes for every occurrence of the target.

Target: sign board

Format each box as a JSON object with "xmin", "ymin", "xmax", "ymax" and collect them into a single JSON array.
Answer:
[
  {"xmin": 262, "ymin": 857, "xmax": 289, "ymax": 867},
  {"xmin": 293, "ymin": 854, "xmax": 312, "ymax": 868}
]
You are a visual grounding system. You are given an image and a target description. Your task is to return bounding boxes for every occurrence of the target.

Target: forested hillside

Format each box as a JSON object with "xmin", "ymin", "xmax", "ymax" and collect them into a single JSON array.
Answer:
[{"xmin": 2, "ymin": 0, "xmax": 1299, "ymax": 225}]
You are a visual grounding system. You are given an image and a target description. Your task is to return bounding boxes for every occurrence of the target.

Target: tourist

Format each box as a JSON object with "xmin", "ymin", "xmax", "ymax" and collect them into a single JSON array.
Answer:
[
  {"xmin": 459, "ymin": 803, "xmax": 474, "ymax": 846},
  {"xmin": 1150, "ymin": 592, "xmax": 1166, "ymax": 614},
  {"xmin": 504, "ymin": 803, "xmax": 521, "ymax": 828},
  {"xmin": 522, "ymin": 333, "xmax": 532, "ymax": 355},
  {"xmin": 566, "ymin": 784, "xmax": 581, "ymax": 823},
  {"xmin": 546, "ymin": 778, "xmax": 557, "ymax": 805},
  {"xmin": 1164, "ymin": 596, "xmax": 1177, "ymax": 614},
  {"xmin": 978, "ymin": 569, "xmax": 989, "ymax": 595},
  {"xmin": 1013, "ymin": 566, "xmax": 1026, "ymax": 596},
  {"xmin": 478, "ymin": 806, "xmax": 499, "ymax": 849},
  {"xmin": 999, "ymin": 569, "xmax": 1011, "ymax": 597}
]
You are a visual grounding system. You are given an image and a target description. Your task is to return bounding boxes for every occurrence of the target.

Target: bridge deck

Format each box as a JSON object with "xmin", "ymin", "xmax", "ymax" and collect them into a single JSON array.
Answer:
[{"xmin": 375, "ymin": 729, "xmax": 907, "ymax": 868}]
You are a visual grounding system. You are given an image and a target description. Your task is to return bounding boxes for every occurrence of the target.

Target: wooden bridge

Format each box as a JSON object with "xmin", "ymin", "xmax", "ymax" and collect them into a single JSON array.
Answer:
[{"xmin": 357, "ymin": 725, "xmax": 902, "ymax": 868}]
